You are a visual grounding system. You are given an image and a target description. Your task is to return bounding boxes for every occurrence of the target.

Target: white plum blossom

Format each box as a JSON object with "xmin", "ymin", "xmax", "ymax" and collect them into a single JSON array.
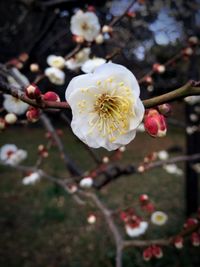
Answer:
[
  {"xmin": 6, "ymin": 149, "xmax": 27, "ymax": 165},
  {"xmin": 0, "ymin": 144, "xmax": 18, "ymax": 161},
  {"xmin": 65, "ymin": 48, "xmax": 91, "ymax": 70},
  {"xmin": 151, "ymin": 211, "xmax": 168, "ymax": 226},
  {"xmin": 70, "ymin": 10, "xmax": 100, "ymax": 42},
  {"xmin": 22, "ymin": 172, "xmax": 41, "ymax": 185},
  {"xmin": 157, "ymin": 150, "xmax": 169, "ymax": 160},
  {"xmin": 79, "ymin": 177, "xmax": 93, "ymax": 188},
  {"xmin": 0, "ymin": 144, "xmax": 27, "ymax": 166},
  {"xmin": 45, "ymin": 67, "xmax": 65, "ymax": 85},
  {"xmin": 125, "ymin": 221, "xmax": 148, "ymax": 237},
  {"xmin": 184, "ymin": 96, "xmax": 200, "ymax": 105},
  {"xmin": 65, "ymin": 63, "xmax": 145, "ymax": 151},
  {"xmin": 163, "ymin": 164, "xmax": 183, "ymax": 176},
  {"xmin": 81, "ymin": 58, "xmax": 106, "ymax": 73},
  {"xmin": 47, "ymin": 55, "xmax": 65, "ymax": 69},
  {"xmin": 3, "ymin": 94, "xmax": 29, "ymax": 115}
]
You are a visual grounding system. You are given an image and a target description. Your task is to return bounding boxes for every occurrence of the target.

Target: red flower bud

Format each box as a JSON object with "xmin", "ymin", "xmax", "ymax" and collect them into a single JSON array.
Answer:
[
  {"xmin": 143, "ymin": 203, "xmax": 155, "ymax": 213},
  {"xmin": 151, "ymin": 245, "xmax": 163, "ymax": 259},
  {"xmin": 174, "ymin": 236, "xmax": 184, "ymax": 249},
  {"xmin": 184, "ymin": 218, "xmax": 198, "ymax": 228},
  {"xmin": 43, "ymin": 91, "xmax": 60, "ymax": 102},
  {"xmin": 191, "ymin": 232, "xmax": 200, "ymax": 247},
  {"xmin": 38, "ymin": 144, "xmax": 48, "ymax": 158},
  {"xmin": 144, "ymin": 109, "xmax": 167, "ymax": 137},
  {"xmin": 120, "ymin": 211, "xmax": 128, "ymax": 222},
  {"xmin": 139, "ymin": 194, "xmax": 149, "ymax": 203},
  {"xmin": 143, "ymin": 247, "xmax": 152, "ymax": 261},
  {"xmin": 25, "ymin": 84, "xmax": 41, "ymax": 99},
  {"xmin": 26, "ymin": 107, "xmax": 40, "ymax": 122}
]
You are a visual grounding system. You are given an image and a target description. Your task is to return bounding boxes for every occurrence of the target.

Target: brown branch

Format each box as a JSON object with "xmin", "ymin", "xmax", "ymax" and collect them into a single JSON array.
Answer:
[
  {"xmin": 40, "ymin": 113, "xmax": 82, "ymax": 176},
  {"xmin": 142, "ymin": 81, "xmax": 200, "ymax": 108},
  {"xmin": 80, "ymin": 191, "xmax": 123, "ymax": 267},
  {"xmin": 145, "ymin": 153, "xmax": 200, "ymax": 171},
  {"xmin": 1, "ymin": 78, "xmax": 200, "ymax": 111},
  {"xmin": 123, "ymin": 222, "xmax": 200, "ymax": 248}
]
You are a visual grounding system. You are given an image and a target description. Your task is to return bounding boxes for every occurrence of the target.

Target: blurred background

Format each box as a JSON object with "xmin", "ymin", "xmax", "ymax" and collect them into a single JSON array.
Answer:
[{"xmin": 0, "ymin": 0, "xmax": 200, "ymax": 266}]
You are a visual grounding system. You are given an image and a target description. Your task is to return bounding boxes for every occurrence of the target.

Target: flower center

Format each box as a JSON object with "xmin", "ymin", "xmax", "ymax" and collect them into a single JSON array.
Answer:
[
  {"xmin": 91, "ymin": 89, "xmax": 134, "ymax": 142},
  {"xmin": 81, "ymin": 22, "xmax": 89, "ymax": 31}
]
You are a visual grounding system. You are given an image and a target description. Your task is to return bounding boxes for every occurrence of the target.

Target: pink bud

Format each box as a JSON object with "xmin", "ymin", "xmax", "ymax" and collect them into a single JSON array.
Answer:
[
  {"xmin": 25, "ymin": 84, "xmax": 41, "ymax": 99},
  {"xmin": 43, "ymin": 91, "xmax": 60, "ymax": 102},
  {"xmin": 191, "ymin": 232, "xmax": 200, "ymax": 247},
  {"xmin": 38, "ymin": 144, "xmax": 48, "ymax": 158},
  {"xmin": 145, "ymin": 76, "xmax": 153, "ymax": 84},
  {"xmin": 87, "ymin": 5, "xmax": 95, "ymax": 12},
  {"xmin": 184, "ymin": 218, "xmax": 198, "ymax": 228},
  {"xmin": 120, "ymin": 211, "xmax": 128, "ymax": 222},
  {"xmin": 153, "ymin": 63, "xmax": 166, "ymax": 73},
  {"xmin": 72, "ymin": 35, "xmax": 84, "ymax": 43},
  {"xmin": 0, "ymin": 118, "xmax": 6, "ymax": 130},
  {"xmin": 157, "ymin": 103, "xmax": 172, "ymax": 117},
  {"xmin": 182, "ymin": 47, "xmax": 193, "ymax": 56},
  {"xmin": 143, "ymin": 247, "xmax": 152, "ymax": 261},
  {"xmin": 143, "ymin": 203, "xmax": 155, "ymax": 213},
  {"xmin": 26, "ymin": 107, "xmax": 40, "ymax": 122},
  {"xmin": 174, "ymin": 236, "xmax": 184, "ymax": 249},
  {"xmin": 139, "ymin": 194, "xmax": 149, "ymax": 203},
  {"xmin": 144, "ymin": 109, "xmax": 167, "ymax": 137},
  {"xmin": 18, "ymin": 52, "xmax": 29, "ymax": 62},
  {"xmin": 188, "ymin": 36, "xmax": 198, "ymax": 46},
  {"xmin": 152, "ymin": 245, "xmax": 163, "ymax": 259}
]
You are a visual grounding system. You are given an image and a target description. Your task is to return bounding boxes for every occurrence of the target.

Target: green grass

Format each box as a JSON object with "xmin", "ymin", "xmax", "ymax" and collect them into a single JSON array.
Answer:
[{"xmin": 0, "ymin": 122, "xmax": 199, "ymax": 267}]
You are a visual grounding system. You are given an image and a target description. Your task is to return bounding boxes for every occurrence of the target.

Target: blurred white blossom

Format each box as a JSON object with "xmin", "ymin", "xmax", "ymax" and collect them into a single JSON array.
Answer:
[
  {"xmin": 45, "ymin": 67, "xmax": 65, "ymax": 85},
  {"xmin": 65, "ymin": 48, "xmax": 91, "ymax": 70},
  {"xmin": 3, "ymin": 95, "xmax": 28, "ymax": 115},
  {"xmin": 151, "ymin": 211, "xmax": 168, "ymax": 226},
  {"xmin": 79, "ymin": 177, "xmax": 93, "ymax": 188},
  {"xmin": 81, "ymin": 58, "xmax": 106, "ymax": 73},
  {"xmin": 125, "ymin": 221, "xmax": 148, "ymax": 237},
  {"xmin": 163, "ymin": 164, "xmax": 183, "ymax": 176},
  {"xmin": 0, "ymin": 144, "xmax": 27, "ymax": 166},
  {"xmin": 47, "ymin": 55, "xmax": 65, "ymax": 69},
  {"xmin": 22, "ymin": 172, "xmax": 41, "ymax": 185},
  {"xmin": 70, "ymin": 10, "xmax": 100, "ymax": 41}
]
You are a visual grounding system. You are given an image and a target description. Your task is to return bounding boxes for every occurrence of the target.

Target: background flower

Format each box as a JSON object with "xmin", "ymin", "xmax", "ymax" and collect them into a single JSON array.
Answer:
[
  {"xmin": 81, "ymin": 58, "xmax": 106, "ymax": 73},
  {"xmin": 47, "ymin": 55, "xmax": 65, "ymax": 69},
  {"xmin": 151, "ymin": 211, "xmax": 168, "ymax": 226},
  {"xmin": 125, "ymin": 221, "xmax": 148, "ymax": 237},
  {"xmin": 45, "ymin": 67, "xmax": 65, "ymax": 85},
  {"xmin": 3, "ymin": 95, "xmax": 29, "ymax": 115},
  {"xmin": 70, "ymin": 10, "xmax": 100, "ymax": 42},
  {"xmin": 65, "ymin": 48, "xmax": 91, "ymax": 70}
]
